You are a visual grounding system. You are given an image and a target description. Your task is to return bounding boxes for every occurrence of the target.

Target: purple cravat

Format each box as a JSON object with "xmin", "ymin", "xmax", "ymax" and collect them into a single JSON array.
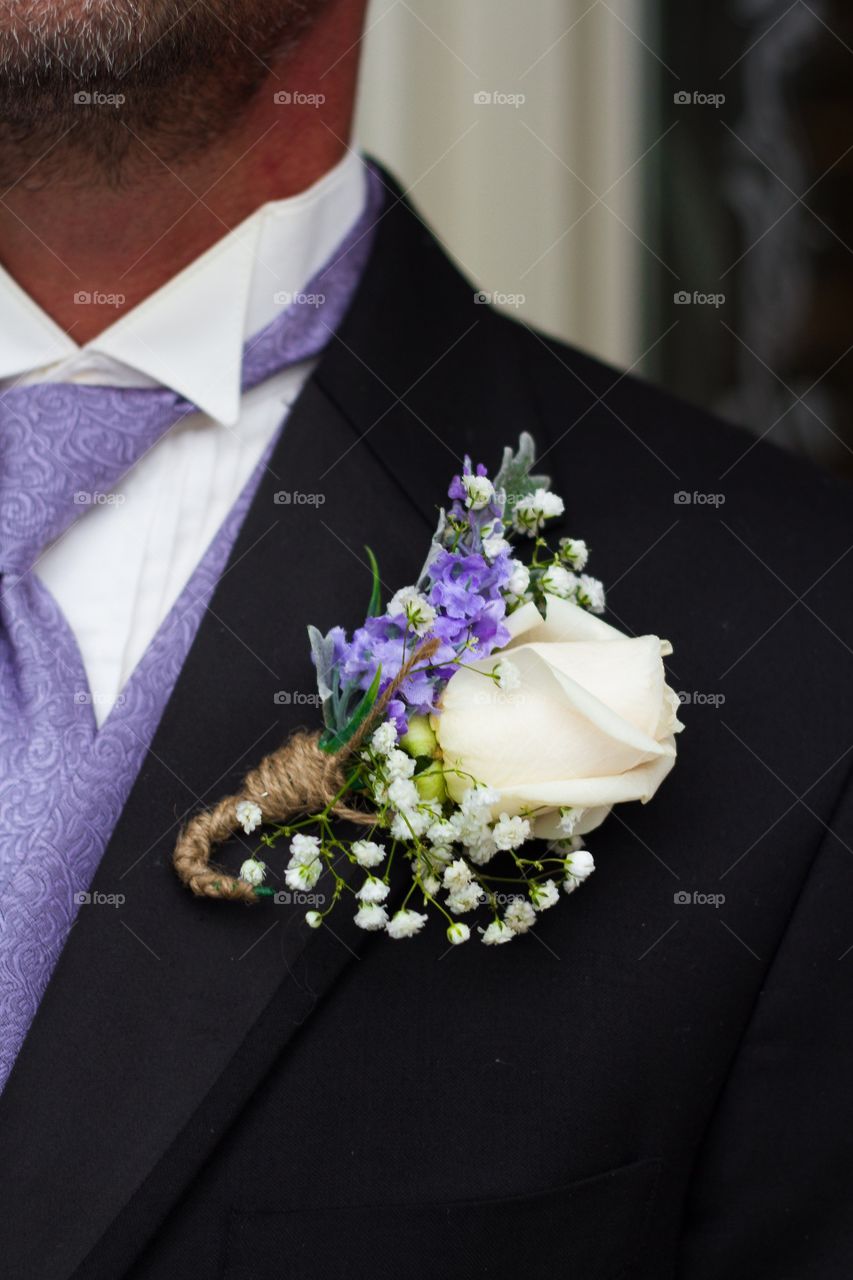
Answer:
[{"xmin": 0, "ymin": 161, "xmax": 385, "ymax": 1089}]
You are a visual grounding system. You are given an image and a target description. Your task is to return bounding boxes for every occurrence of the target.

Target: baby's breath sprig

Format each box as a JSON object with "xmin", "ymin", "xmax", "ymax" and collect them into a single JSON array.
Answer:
[{"xmin": 235, "ymin": 713, "xmax": 596, "ymax": 946}]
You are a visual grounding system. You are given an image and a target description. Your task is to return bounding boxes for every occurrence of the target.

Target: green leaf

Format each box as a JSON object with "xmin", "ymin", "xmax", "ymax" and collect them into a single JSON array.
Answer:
[
  {"xmin": 364, "ymin": 545, "xmax": 382, "ymax": 617},
  {"xmin": 307, "ymin": 624, "xmax": 336, "ymax": 705},
  {"xmin": 318, "ymin": 665, "xmax": 383, "ymax": 754},
  {"xmin": 494, "ymin": 431, "xmax": 550, "ymax": 518},
  {"xmin": 307, "ymin": 625, "xmax": 343, "ymax": 732},
  {"xmin": 323, "ymin": 666, "xmax": 341, "ymax": 732}
]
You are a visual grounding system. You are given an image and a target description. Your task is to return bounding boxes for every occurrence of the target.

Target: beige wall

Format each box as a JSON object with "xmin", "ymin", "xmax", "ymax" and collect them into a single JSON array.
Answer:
[{"xmin": 355, "ymin": 0, "xmax": 653, "ymax": 369}]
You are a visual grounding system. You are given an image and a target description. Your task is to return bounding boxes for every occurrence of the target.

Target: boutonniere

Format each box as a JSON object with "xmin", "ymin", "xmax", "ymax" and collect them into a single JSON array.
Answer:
[{"xmin": 174, "ymin": 434, "xmax": 683, "ymax": 945}]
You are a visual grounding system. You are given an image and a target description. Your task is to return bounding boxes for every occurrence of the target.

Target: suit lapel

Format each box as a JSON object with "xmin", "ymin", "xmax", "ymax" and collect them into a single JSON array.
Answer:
[{"xmin": 0, "ymin": 178, "xmax": 541, "ymax": 1280}]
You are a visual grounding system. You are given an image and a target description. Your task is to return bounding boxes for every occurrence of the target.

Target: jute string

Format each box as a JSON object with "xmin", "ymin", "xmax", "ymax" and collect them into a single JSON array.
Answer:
[{"xmin": 173, "ymin": 639, "xmax": 440, "ymax": 901}]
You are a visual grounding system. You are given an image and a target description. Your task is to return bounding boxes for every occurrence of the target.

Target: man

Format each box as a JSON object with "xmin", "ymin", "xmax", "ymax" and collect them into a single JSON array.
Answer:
[{"xmin": 0, "ymin": 3, "xmax": 850, "ymax": 1278}]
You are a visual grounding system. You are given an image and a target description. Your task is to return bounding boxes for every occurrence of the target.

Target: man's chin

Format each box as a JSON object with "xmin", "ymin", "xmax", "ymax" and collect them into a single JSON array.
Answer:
[{"xmin": 0, "ymin": 0, "xmax": 329, "ymax": 182}]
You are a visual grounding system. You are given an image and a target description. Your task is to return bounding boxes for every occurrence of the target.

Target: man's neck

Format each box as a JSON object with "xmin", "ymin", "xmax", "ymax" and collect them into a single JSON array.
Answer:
[{"xmin": 0, "ymin": 0, "xmax": 365, "ymax": 344}]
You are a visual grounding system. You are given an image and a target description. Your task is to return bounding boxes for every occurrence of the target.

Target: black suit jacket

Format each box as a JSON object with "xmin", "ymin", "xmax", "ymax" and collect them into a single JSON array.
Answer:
[{"xmin": 2, "ymin": 170, "xmax": 853, "ymax": 1280}]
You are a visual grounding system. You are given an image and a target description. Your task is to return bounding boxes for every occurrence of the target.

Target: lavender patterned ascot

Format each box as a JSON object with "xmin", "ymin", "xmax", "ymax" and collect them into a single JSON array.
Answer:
[{"xmin": 0, "ymin": 162, "xmax": 385, "ymax": 1090}]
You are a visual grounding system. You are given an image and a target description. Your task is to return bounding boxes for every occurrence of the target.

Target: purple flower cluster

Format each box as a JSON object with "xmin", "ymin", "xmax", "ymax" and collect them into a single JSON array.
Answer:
[{"xmin": 327, "ymin": 459, "xmax": 513, "ymax": 735}]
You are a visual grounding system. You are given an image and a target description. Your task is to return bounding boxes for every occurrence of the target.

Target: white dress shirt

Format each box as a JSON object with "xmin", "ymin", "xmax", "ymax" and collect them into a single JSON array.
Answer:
[{"xmin": 0, "ymin": 148, "xmax": 366, "ymax": 725}]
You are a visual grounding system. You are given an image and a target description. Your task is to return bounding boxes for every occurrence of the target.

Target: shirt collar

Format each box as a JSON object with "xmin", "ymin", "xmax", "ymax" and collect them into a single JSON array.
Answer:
[{"xmin": 0, "ymin": 148, "xmax": 367, "ymax": 427}]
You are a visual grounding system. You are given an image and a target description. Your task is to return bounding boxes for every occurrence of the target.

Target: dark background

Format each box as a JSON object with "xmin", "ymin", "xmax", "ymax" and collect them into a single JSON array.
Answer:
[{"xmin": 649, "ymin": 0, "xmax": 853, "ymax": 478}]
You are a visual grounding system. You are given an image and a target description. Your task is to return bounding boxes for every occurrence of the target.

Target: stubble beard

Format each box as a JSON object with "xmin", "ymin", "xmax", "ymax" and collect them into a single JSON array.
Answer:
[{"xmin": 0, "ymin": 0, "xmax": 331, "ymax": 186}]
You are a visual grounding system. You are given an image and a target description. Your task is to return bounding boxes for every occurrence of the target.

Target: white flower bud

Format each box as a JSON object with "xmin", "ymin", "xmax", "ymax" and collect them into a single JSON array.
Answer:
[
  {"xmin": 492, "ymin": 813, "xmax": 531, "ymax": 851},
  {"xmin": 239, "ymin": 857, "xmax": 266, "ymax": 887},
  {"xmin": 352, "ymin": 840, "xmax": 386, "ymax": 869},
  {"xmin": 356, "ymin": 876, "xmax": 390, "ymax": 903},
  {"xmin": 386, "ymin": 909, "xmax": 429, "ymax": 939},
  {"xmin": 370, "ymin": 721, "xmax": 398, "ymax": 755},
  {"xmin": 504, "ymin": 899, "xmax": 537, "ymax": 933},
  {"xmin": 530, "ymin": 879, "xmax": 560, "ymax": 910},
  {"xmin": 388, "ymin": 586, "xmax": 437, "ymax": 637},
  {"xmin": 541, "ymin": 565, "xmax": 578, "ymax": 600},
  {"xmin": 564, "ymin": 849, "xmax": 595, "ymax": 880},
  {"xmin": 578, "ymin": 574, "xmax": 605, "ymax": 614},
  {"xmin": 463, "ymin": 474, "xmax": 495, "ymax": 510},
  {"xmin": 236, "ymin": 800, "xmax": 262, "ymax": 835},
  {"xmin": 506, "ymin": 560, "xmax": 530, "ymax": 598},
  {"xmin": 559, "ymin": 537, "xmax": 589, "ymax": 570},
  {"xmin": 481, "ymin": 920, "xmax": 514, "ymax": 945},
  {"xmin": 354, "ymin": 903, "xmax": 389, "ymax": 931}
]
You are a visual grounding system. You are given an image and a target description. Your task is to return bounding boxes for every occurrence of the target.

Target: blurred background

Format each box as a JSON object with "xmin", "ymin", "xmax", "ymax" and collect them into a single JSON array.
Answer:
[{"xmin": 354, "ymin": 0, "xmax": 853, "ymax": 478}]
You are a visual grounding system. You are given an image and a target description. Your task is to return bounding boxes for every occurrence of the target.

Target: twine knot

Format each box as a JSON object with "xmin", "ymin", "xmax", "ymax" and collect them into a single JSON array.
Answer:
[{"xmin": 172, "ymin": 638, "xmax": 440, "ymax": 902}]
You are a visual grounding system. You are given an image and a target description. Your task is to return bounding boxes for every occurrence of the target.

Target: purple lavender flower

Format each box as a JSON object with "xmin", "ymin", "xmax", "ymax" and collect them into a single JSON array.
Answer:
[{"xmin": 316, "ymin": 454, "xmax": 513, "ymax": 734}]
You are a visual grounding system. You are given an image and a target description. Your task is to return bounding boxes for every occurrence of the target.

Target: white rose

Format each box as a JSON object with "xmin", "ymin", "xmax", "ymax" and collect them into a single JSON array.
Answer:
[{"xmin": 435, "ymin": 595, "xmax": 683, "ymax": 839}]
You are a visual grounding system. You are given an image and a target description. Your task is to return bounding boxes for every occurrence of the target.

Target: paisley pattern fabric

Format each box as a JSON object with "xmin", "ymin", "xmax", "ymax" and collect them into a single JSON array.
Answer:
[{"xmin": 0, "ymin": 163, "xmax": 384, "ymax": 1089}]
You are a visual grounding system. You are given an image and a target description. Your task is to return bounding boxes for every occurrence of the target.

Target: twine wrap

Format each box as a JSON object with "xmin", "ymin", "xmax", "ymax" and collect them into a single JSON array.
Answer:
[{"xmin": 173, "ymin": 639, "xmax": 440, "ymax": 902}]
